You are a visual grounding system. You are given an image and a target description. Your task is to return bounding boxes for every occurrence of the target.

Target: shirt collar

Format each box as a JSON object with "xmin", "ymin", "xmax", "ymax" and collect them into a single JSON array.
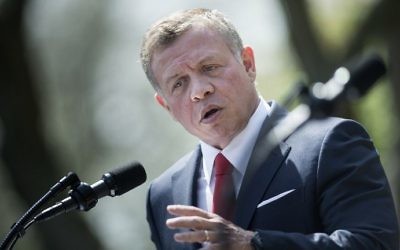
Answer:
[{"xmin": 200, "ymin": 98, "xmax": 270, "ymax": 185}]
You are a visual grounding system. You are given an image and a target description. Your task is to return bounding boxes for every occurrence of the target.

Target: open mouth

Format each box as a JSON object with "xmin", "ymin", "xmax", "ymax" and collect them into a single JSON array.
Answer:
[
  {"xmin": 204, "ymin": 108, "xmax": 219, "ymax": 119},
  {"xmin": 201, "ymin": 107, "xmax": 221, "ymax": 122}
]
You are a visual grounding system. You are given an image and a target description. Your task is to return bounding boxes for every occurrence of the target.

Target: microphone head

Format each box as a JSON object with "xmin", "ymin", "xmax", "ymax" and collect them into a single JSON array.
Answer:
[
  {"xmin": 103, "ymin": 162, "xmax": 147, "ymax": 196},
  {"xmin": 346, "ymin": 54, "xmax": 386, "ymax": 96}
]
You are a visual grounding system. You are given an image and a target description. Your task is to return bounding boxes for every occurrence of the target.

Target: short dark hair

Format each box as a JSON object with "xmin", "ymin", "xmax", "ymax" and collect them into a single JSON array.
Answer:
[{"xmin": 140, "ymin": 8, "xmax": 244, "ymax": 90}]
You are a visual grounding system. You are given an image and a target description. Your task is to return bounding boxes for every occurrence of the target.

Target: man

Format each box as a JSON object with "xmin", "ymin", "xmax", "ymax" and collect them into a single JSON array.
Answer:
[{"xmin": 140, "ymin": 8, "xmax": 399, "ymax": 250}]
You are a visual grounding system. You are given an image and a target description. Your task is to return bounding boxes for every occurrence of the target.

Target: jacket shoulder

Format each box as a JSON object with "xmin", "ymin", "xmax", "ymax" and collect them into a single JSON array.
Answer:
[{"xmin": 149, "ymin": 146, "xmax": 200, "ymax": 196}]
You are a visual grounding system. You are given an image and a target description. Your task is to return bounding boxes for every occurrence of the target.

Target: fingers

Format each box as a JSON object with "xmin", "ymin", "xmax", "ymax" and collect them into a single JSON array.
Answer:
[
  {"xmin": 173, "ymin": 229, "xmax": 227, "ymax": 245},
  {"xmin": 167, "ymin": 215, "xmax": 210, "ymax": 230},
  {"xmin": 166, "ymin": 205, "xmax": 225, "ymax": 231},
  {"xmin": 167, "ymin": 205, "xmax": 213, "ymax": 218},
  {"xmin": 166, "ymin": 205, "xmax": 215, "ymax": 230},
  {"xmin": 173, "ymin": 230, "xmax": 212, "ymax": 243},
  {"xmin": 166, "ymin": 205, "xmax": 255, "ymax": 249}
]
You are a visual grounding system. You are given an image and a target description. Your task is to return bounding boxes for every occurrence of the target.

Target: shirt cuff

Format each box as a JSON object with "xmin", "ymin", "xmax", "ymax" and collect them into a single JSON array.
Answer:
[{"xmin": 251, "ymin": 231, "xmax": 264, "ymax": 250}]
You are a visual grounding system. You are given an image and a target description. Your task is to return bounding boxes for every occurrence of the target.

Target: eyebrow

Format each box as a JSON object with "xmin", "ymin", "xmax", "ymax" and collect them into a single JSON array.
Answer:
[
  {"xmin": 199, "ymin": 55, "xmax": 217, "ymax": 65},
  {"xmin": 165, "ymin": 73, "xmax": 179, "ymax": 85},
  {"xmin": 163, "ymin": 55, "xmax": 218, "ymax": 84}
]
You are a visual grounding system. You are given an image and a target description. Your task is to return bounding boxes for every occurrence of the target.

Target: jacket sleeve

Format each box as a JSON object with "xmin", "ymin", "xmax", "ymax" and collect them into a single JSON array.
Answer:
[{"xmin": 256, "ymin": 120, "xmax": 399, "ymax": 249}]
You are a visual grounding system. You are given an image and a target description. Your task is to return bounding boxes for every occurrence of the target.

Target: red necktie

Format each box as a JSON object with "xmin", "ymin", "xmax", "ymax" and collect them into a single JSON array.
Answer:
[{"xmin": 212, "ymin": 153, "xmax": 236, "ymax": 221}]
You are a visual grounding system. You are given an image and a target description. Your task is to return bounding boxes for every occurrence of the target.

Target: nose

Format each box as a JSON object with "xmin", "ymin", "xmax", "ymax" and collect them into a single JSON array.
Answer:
[{"xmin": 190, "ymin": 79, "xmax": 214, "ymax": 102}]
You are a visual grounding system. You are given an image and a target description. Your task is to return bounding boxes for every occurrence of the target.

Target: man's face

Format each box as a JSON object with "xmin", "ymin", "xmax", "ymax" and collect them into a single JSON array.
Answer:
[{"xmin": 151, "ymin": 25, "xmax": 259, "ymax": 149}]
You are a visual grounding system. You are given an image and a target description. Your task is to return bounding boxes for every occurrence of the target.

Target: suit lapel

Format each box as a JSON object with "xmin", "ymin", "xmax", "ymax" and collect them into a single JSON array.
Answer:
[
  {"xmin": 170, "ymin": 148, "xmax": 202, "ymax": 250},
  {"xmin": 235, "ymin": 102, "xmax": 291, "ymax": 229},
  {"xmin": 171, "ymin": 146, "xmax": 202, "ymax": 207}
]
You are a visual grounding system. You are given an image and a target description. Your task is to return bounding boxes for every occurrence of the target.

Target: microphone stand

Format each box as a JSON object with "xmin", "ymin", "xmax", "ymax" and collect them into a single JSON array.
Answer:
[
  {"xmin": 33, "ymin": 181, "xmax": 101, "ymax": 223},
  {"xmin": 0, "ymin": 172, "xmax": 80, "ymax": 250},
  {"xmin": 1, "ymin": 162, "xmax": 146, "ymax": 249}
]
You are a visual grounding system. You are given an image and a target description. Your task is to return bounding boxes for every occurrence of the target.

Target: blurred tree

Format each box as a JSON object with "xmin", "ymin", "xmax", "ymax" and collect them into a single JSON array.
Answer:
[
  {"xmin": 280, "ymin": 0, "xmax": 400, "ymax": 215},
  {"xmin": 0, "ymin": 0, "xmax": 104, "ymax": 249}
]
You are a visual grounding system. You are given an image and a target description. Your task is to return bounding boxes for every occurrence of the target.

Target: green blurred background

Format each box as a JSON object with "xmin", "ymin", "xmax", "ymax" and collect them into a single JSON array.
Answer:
[{"xmin": 1, "ymin": 0, "xmax": 399, "ymax": 249}]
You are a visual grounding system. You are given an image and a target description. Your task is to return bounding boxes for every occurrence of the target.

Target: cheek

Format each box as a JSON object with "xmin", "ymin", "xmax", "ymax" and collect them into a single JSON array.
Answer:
[
  {"xmin": 222, "ymin": 63, "xmax": 249, "ymax": 83},
  {"xmin": 170, "ymin": 101, "xmax": 193, "ymax": 123},
  {"xmin": 222, "ymin": 70, "xmax": 252, "ymax": 96}
]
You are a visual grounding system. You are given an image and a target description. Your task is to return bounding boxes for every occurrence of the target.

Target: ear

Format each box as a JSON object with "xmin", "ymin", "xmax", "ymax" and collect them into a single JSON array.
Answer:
[
  {"xmin": 241, "ymin": 46, "xmax": 256, "ymax": 82},
  {"xmin": 154, "ymin": 92, "xmax": 170, "ymax": 111}
]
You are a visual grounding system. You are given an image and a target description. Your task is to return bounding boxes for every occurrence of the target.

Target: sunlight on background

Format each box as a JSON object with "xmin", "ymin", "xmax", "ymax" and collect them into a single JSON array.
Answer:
[{"xmin": 307, "ymin": 0, "xmax": 380, "ymax": 58}]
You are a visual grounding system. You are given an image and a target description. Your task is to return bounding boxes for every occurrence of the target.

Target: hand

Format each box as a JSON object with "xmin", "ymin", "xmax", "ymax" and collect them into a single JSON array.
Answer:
[{"xmin": 166, "ymin": 205, "xmax": 255, "ymax": 250}]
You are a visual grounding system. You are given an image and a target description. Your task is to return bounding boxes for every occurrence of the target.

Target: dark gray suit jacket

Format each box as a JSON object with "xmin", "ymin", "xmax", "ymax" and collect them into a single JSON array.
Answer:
[{"xmin": 146, "ymin": 101, "xmax": 399, "ymax": 249}]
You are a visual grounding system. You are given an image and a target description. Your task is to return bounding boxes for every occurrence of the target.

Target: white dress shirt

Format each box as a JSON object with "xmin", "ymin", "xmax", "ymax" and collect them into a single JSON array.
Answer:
[{"xmin": 197, "ymin": 98, "xmax": 270, "ymax": 212}]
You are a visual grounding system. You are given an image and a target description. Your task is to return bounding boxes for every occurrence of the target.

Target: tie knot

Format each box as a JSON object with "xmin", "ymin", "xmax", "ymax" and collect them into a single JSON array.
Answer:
[{"xmin": 214, "ymin": 153, "xmax": 233, "ymax": 175}]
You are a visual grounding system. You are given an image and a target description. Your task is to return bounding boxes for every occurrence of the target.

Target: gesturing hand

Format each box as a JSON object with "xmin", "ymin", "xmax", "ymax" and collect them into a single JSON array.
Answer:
[{"xmin": 166, "ymin": 205, "xmax": 255, "ymax": 250}]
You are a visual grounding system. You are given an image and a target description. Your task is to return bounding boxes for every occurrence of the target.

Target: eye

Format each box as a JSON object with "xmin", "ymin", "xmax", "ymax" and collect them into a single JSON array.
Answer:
[
  {"xmin": 174, "ymin": 80, "xmax": 182, "ymax": 88},
  {"xmin": 171, "ymin": 78, "xmax": 185, "ymax": 92},
  {"xmin": 203, "ymin": 64, "xmax": 218, "ymax": 72}
]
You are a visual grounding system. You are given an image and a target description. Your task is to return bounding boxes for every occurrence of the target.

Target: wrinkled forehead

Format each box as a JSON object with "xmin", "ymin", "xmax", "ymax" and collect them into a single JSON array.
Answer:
[
  {"xmin": 153, "ymin": 23, "xmax": 226, "ymax": 56},
  {"xmin": 151, "ymin": 26, "xmax": 230, "ymax": 73}
]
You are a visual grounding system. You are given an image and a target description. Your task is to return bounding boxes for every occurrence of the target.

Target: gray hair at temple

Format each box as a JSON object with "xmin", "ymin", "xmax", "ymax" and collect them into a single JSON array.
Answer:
[{"xmin": 140, "ymin": 8, "xmax": 244, "ymax": 90}]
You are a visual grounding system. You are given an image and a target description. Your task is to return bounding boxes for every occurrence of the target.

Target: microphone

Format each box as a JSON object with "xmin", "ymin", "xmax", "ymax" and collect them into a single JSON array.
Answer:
[
  {"xmin": 309, "ymin": 54, "xmax": 386, "ymax": 114},
  {"xmin": 34, "ymin": 162, "xmax": 146, "ymax": 222},
  {"xmin": 345, "ymin": 54, "xmax": 386, "ymax": 96}
]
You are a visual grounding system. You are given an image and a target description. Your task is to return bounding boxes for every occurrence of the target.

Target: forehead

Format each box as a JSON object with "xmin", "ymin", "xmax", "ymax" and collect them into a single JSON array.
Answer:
[{"xmin": 151, "ymin": 26, "xmax": 233, "ymax": 82}]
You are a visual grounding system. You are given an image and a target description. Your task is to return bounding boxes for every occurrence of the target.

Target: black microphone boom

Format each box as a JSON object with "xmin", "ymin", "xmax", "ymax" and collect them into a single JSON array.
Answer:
[{"xmin": 34, "ymin": 162, "xmax": 146, "ymax": 222}]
